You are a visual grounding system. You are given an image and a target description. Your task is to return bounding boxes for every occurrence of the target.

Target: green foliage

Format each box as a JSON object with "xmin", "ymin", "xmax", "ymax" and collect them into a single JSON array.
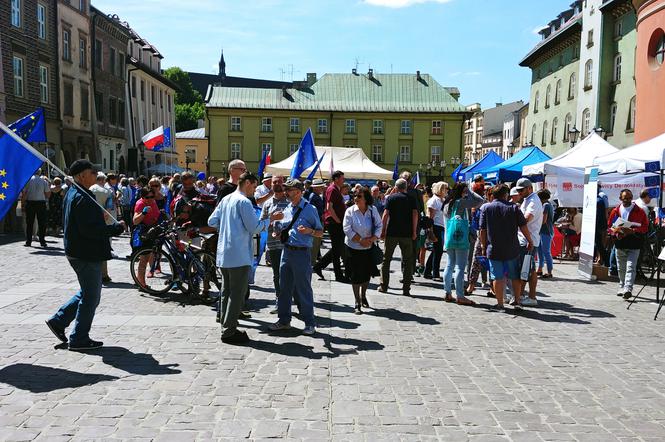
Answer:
[
  {"xmin": 175, "ymin": 102, "xmax": 204, "ymax": 132},
  {"xmin": 163, "ymin": 67, "xmax": 202, "ymax": 106}
]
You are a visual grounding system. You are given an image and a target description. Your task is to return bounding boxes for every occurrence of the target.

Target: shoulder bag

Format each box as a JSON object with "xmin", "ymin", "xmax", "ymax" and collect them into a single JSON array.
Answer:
[
  {"xmin": 444, "ymin": 201, "xmax": 470, "ymax": 250},
  {"xmin": 369, "ymin": 208, "xmax": 384, "ymax": 265},
  {"xmin": 280, "ymin": 202, "xmax": 307, "ymax": 244}
]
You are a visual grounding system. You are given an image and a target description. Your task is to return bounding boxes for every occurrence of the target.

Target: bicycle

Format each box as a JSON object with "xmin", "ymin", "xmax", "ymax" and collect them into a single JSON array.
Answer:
[{"xmin": 130, "ymin": 221, "xmax": 221, "ymax": 301}]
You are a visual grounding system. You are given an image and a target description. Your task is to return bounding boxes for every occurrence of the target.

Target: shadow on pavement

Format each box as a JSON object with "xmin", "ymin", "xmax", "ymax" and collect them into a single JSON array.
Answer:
[
  {"xmin": 247, "ymin": 331, "xmax": 384, "ymax": 359},
  {"xmin": 85, "ymin": 346, "xmax": 182, "ymax": 375},
  {"xmin": 0, "ymin": 363, "xmax": 118, "ymax": 393},
  {"xmin": 366, "ymin": 308, "xmax": 441, "ymax": 325}
]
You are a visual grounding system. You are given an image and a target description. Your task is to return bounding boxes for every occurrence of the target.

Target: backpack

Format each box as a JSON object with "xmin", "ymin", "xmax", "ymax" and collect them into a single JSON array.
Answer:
[{"xmin": 188, "ymin": 194, "xmax": 217, "ymax": 227}]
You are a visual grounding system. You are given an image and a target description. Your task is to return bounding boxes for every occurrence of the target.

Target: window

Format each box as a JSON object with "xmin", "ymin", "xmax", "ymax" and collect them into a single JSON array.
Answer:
[
  {"xmin": 545, "ymin": 84, "xmax": 551, "ymax": 108},
  {"xmin": 289, "ymin": 117, "xmax": 300, "ymax": 133},
  {"xmin": 289, "ymin": 144, "xmax": 299, "ymax": 155},
  {"xmin": 118, "ymin": 100, "xmax": 125, "ymax": 128},
  {"xmin": 79, "ymin": 38, "xmax": 87, "ymax": 69},
  {"xmin": 432, "ymin": 120, "xmax": 442, "ymax": 134},
  {"xmin": 584, "ymin": 60, "xmax": 593, "ymax": 89},
  {"xmin": 531, "ymin": 124, "xmax": 537, "ymax": 143},
  {"xmin": 613, "ymin": 54, "xmax": 622, "ymax": 82},
  {"xmin": 573, "ymin": 44, "xmax": 580, "ymax": 60},
  {"xmin": 118, "ymin": 52, "xmax": 125, "ymax": 78},
  {"xmin": 94, "ymin": 39, "xmax": 102, "ymax": 69},
  {"xmin": 95, "ymin": 92, "xmax": 103, "ymax": 121},
  {"xmin": 431, "ymin": 146, "xmax": 441, "ymax": 163},
  {"xmin": 317, "ymin": 119, "xmax": 328, "ymax": 133},
  {"xmin": 615, "ymin": 19, "xmax": 623, "ymax": 38},
  {"xmin": 140, "ymin": 80, "xmax": 145, "ymax": 101},
  {"xmin": 64, "ymin": 83, "xmax": 73, "ymax": 116},
  {"xmin": 372, "ymin": 145, "xmax": 383, "ymax": 163},
  {"xmin": 534, "ymin": 91, "xmax": 540, "ymax": 112},
  {"xmin": 400, "ymin": 120, "xmax": 412, "ymax": 135},
  {"xmin": 564, "ymin": 113, "xmax": 572, "ymax": 141},
  {"xmin": 582, "ymin": 108, "xmax": 591, "ymax": 136},
  {"xmin": 230, "ymin": 116, "xmax": 241, "ymax": 131},
  {"xmin": 345, "ymin": 119, "xmax": 356, "ymax": 134},
  {"xmin": 109, "ymin": 97, "xmax": 117, "ymax": 126},
  {"xmin": 12, "ymin": 56, "xmax": 23, "ymax": 97},
  {"xmin": 568, "ymin": 73, "xmax": 576, "ymax": 99},
  {"xmin": 37, "ymin": 4, "xmax": 46, "ymax": 39},
  {"xmin": 261, "ymin": 143, "xmax": 272, "ymax": 156},
  {"xmin": 587, "ymin": 29, "xmax": 594, "ymax": 47},
  {"xmin": 555, "ymin": 79, "xmax": 562, "ymax": 104},
  {"xmin": 628, "ymin": 96, "xmax": 636, "ymax": 131},
  {"xmin": 11, "ymin": 0, "xmax": 21, "ymax": 27},
  {"xmin": 609, "ymin": 103, "xmax": 617, "ymax": 133},
  {"xmin": 131, "ymin": 76, "xmax": 136, "ymax": 98},
  {"xmin": 168, "ymin": 95, "xmax": 172, "ymax": 112},
  {"xmin": 344, "ymin": 144, "xmax": 355, "ymax": 149},
  {"xmin": 79, "ymin": 0, "xmax": 86, "ymax": 11},
  {"xmin": 159, "ymin": 90, "xmax": 163, "ymax": 109},
  {"xmin": 654, "ymin": 33, "xmax": 665, "ymax": 66},
  {"xmin": 63, "ymin": 30, "xmax": 71, "ymax": 61},
  {"xmin": 399, "ymin": 145, "xmax": 411, "ymax": 162},
  {"xmin": 110, "ymin": 47, "xmax": 116, "ymax": 75},
  {"xmin": 551, "ymin": 118, "xmax": 558, "ymax": 144},
  {"xmin": 542, "ymin": 120, "xmax": 548, "ymax": 146},
  {"xmin": 230, "ymin": 143, "xmax": 241, "ymax": 159},
  {"xmin": 151, "ymin": 85, "xmax": 155, "ymax": 105},
  {"xmin": 80, "ymin": 86, "xmax": 89, "ymax": 121},
  {"xmin": 372, "ymin": 120, "xmax": 383, "ymax": 135},
  {"xmin": 261, "ymin": 117, "xmax": 272, "ymax": 132},
  {"xmin": 39, "ymin": 65, "xmax": 48, "ymax": 103}
]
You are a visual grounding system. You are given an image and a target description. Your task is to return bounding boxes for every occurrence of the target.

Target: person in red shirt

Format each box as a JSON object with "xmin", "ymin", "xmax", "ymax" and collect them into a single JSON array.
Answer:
[
  {"xmin": 607, "ymin": 189, "xmax": 649, "ymax": 299},
  {"xmin": 133, "ymin": 187, "xmax": 160, "ymax": 288},
  {"xmin": 313, "ymin": 171, "xmax": 350, "ymax": 283}
]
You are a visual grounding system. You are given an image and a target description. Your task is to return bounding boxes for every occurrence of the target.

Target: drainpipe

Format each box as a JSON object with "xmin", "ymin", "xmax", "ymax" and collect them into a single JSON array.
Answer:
[
  {"xmin": 126, "ymin": 65, "xmax": 139, "ymax": 174},
  {"xmin": 90, "ymin": 13, "xmax": 100, "ymax": 166}
]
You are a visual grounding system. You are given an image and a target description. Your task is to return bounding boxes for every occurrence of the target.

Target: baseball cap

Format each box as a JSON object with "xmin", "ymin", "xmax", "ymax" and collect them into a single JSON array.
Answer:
[
  {"xmin": 69, "ymin": 159, "xmax": 98, "ymax": 176},
  {"xmin": 283, "ymin": 178, "xmax": 304, "ymax": 191},
  {"xmin": 510, "ymin": 187, "xmax": 520, "ymax": 196},
  {"xmin": 515, "ymin": 177, "xmax": 533, "ymax": 190},
  {"xmin": 473, "ymin": 174, "xmax": 484, "ymax": 182}
]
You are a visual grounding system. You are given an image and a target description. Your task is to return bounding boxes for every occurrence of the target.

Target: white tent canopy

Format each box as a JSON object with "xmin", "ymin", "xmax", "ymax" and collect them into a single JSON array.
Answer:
[
  {"xmin": 523, "ymin": 132, "xmax": 619, "ymax": 176},
  {"xmin": 593, "ymin": 132, "xmax": 665, "ymax": 174},
  {"xmin": 265, "ymin": 146, "xmax": 394, "ymax": 180}
]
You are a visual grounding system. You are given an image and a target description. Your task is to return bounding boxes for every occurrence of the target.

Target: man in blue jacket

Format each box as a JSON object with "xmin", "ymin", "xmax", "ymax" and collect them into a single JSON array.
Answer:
[{"xmin": 45, "ymin": 160, "xmax": 125, "ymax": 350}]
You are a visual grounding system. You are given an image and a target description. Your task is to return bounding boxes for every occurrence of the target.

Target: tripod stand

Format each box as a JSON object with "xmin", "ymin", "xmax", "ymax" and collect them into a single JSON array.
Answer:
[{"xmin": 626, "ymin": 256, "xmax": 665, "ymax": 320}]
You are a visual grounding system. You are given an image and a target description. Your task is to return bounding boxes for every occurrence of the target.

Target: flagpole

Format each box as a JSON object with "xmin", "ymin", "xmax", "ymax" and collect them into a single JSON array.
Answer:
[{"xmin": 0, "ymin": 120, "xmax": 120, "ymax": 223}]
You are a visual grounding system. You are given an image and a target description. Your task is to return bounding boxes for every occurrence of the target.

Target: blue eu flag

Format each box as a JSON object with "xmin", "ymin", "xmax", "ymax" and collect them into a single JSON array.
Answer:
[
  {"xmin": 8, "ymin": 108, "xmax": 47, "ymax": 143},
  {"xmin": 0, "ymin": 130, "xmax": 45, "ymax": 220},
  {"xmin": 163, "ymin": 127, "xmax": 172, "ymax": 148},
  {"xmin": 392, "ymin": 154, "xmax": 399, "ymax": 181},
  {"xmin": 290, "ymin": 128, "xmax": 318, "ymax": 179}
]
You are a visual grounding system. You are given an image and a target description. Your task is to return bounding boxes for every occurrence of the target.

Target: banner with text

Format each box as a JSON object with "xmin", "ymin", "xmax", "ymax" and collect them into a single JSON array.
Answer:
[{"xmin": 578, "ymin": 167, "xmax": 599, "ymax": 280}]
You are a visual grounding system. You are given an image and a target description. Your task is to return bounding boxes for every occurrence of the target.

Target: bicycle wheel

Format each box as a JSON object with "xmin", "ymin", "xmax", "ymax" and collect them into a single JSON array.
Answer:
[
  {"xmin": 188, "ymin": 250, "xmax": 221, "ymax": 299},
  {"xmin": 637, "ymin": 245, "xmax": 656, "ymax": 281},
  {"xmin": 131, "ymin": 248, "xmax": 177, "ymax": 295}
]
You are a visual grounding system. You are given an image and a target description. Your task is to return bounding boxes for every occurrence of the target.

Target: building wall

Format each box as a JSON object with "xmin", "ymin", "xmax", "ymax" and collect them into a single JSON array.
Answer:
[
  {"xmin": 207, "ymin": 109, "xmax": 465, "ymax": 181},
  {"xmin": 175, "ymin": 137, "xmax": 208, "ymax": 173},
  {"xmin": 576, "ymin": 0, "xmax": 604, "ymax": 134},
  {"xmin": 632, "ymin": 0, "xmax": 665, "ymax": 142}
]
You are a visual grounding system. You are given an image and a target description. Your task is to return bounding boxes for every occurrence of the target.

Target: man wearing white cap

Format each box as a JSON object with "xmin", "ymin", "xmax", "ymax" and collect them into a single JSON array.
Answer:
[{"xmin": 515, "ymin": 177, "xmax": 543, "ymax": 306}]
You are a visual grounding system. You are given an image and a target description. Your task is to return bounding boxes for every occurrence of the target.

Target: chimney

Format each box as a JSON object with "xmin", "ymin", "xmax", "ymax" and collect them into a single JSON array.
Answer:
[
  {"xmin": 306, "ymin": 72, "xmax": 317, "ymax": 87},
  {"xmin": 368, "ymin": 68, "xmax": 374, "ymax": 79},
  {"xmin": 416, "ymin": 70, "xmax": 421, "ymax": 80},
  {"xmin": 352, "ymin": 68, "xmax": 358, "ymax": 75},
  {"xmin": 496, "ymin": 102, "xmax": 503, "ymax": 107},
  {"xmin": 282, "ymin": 86, "xmax": 289, "ymax": 98}
]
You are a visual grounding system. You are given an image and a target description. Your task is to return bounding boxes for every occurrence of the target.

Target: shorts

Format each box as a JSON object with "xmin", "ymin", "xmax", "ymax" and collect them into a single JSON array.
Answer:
[
  {"xmin": 519, "ymin": 246, "xmax": 536, "ymax": 273},
  {"xmin": 488, "ymin": 258, "xmax": 520, "ymax": 281}
]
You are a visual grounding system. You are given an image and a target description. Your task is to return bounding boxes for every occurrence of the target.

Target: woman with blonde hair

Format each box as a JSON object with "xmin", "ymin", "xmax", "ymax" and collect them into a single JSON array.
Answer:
[{"xmin": 424, "ymin": 181, "xmax": 448, "ymax": 281}]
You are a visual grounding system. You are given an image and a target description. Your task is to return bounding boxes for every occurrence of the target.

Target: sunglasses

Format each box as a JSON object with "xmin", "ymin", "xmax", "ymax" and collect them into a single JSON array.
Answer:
[{"xmin": 145, "ymin": 194, "xmax": 155, "ymax": 199}]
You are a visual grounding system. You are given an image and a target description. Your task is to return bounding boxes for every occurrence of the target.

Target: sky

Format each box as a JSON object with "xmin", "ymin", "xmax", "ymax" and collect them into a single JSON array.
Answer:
[{"xmin": 93, "ymin": 0, "xmax": 562, "ymax": 109}]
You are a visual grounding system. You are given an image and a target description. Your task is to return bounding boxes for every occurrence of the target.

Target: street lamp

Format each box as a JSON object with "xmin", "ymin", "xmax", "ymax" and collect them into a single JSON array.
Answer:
[
  {"xmin": 568, "ymin": 126, "xmax": 580, "ymax": 147},
  {"xmin": 184, "ymin": 148, "xmax": 195, "ymax": 172},
  {"xmin": 220, "ymin": 161, "xmax": 226, "ymax": 179},
  {"xmin": 593, "ymin": 127, "xmax": 607, "ymax": 140}
]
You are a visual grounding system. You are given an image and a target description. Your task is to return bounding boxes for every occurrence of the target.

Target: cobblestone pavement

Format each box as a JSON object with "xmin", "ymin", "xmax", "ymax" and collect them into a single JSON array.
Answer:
[{"xmin": 1, "ymin": 233, "xmax": 665, "ymax": 441}]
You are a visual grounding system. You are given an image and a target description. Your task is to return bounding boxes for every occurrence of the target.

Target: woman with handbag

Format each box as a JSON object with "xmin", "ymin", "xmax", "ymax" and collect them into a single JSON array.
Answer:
[
  {"xmin": 424, "ymin": 181, "xmax": 448, "ymax": 281},
  {"xmin": 442, "ymin": 182, "xmax": 484, "ymax": 305},
  {"xmin": 343, "ymin": 187, "xmax": 382, "ymax": 314}
]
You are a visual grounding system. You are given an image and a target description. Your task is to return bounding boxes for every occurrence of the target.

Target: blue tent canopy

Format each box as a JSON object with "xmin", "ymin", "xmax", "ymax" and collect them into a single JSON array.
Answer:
[
  {"xmin": 478, "ymin": 146, "xmax": 551, "ymax": 182},
  {"xmin": 458, "ymin": 151, "xmax": 504, "ymax": 181},
  {"xmin": 144, "ymin": 163, "xmax": 186, "ymax": 175}
]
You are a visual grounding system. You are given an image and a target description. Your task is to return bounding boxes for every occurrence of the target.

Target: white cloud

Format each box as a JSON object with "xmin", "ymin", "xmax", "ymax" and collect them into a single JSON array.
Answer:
[{"xmin": 363, "ymin": 0, "xmax": 452, "ymax": 8}]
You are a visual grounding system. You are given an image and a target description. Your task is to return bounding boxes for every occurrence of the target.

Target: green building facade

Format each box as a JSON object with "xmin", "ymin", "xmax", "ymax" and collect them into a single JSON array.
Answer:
[{"xmin": 205, "ymin": 72, "xmax": 467, "ymax": 181}]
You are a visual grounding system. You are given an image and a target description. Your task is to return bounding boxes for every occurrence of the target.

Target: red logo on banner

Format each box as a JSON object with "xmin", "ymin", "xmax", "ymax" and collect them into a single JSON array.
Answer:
[{"xmin": 562, "ymin": 182, "xmax": 573, "ymax": 192}]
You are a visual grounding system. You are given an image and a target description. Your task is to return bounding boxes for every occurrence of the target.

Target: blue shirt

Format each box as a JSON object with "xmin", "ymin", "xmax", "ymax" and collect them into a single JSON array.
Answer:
[
  {"xmin": 208, "ymin": 189, "xmax": 270, "ymax": 268},
  {"xmin": 275, "ymin": 198, "xmax": 322, "ymax": 248}
]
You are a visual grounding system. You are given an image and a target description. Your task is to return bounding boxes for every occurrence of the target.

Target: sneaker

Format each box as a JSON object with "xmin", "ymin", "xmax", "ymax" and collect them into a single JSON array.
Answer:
[
  {"xmin": 45, "ymin": 319, "xmax": 67, "ymax": 343},
  {"xmin": 623, "ymin": 291, "xmax": 632, "ymax": 300},
  {"xmin": 221, "ymin": 331, "xmax": 249, "ymax": 344},
  {"xmin": 303, "ymin": 325, "xmax": 316, "ymax": 335},
  {"xmin": 521, "ymin": 297, "xmax": 538, "ymax": 307},
  {"xmin": 505, "ymin": 293, "xmax": 514, "ymax": 304},
  {"xmin": 68, "ymin": 339, "xmax": 103, "ymax": 351},
  {"xmin": 239, "ymin": 311, "xmax": 252, "ymax": 319},
  {"xmin": 616, "ymin": 292, "xmax": 624, "ymax": 297},
  {"xmin": 40, "ymin": 241, "xmax": 48, "ymax": 248},
  {"xmin": 432, "ymin": 277, "xmax": 443, "ymax": 282},
  {"xmin": 269, "ymin": 321, "xmax": 291, "ymax": 331},
  {"xmin": 489, "ymin": 304, "xmax": 505, "ymax": 312}
]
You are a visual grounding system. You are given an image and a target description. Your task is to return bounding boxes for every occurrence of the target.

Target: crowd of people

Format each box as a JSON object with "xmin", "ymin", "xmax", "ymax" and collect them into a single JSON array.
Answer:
[{"xmin": 29, "ymin": 155, "xmax": 658, "ymax": 349}]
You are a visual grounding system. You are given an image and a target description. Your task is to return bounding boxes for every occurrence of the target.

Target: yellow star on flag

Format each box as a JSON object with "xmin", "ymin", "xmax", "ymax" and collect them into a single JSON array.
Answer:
[
  {"xmin": 1, "ymin": 182, "xmax": 7, "ymax": 189},
  {"xmin": 0, "ymin": 193, "xmax": 5, "ymax": 201},
  {"xmin": 30, "ymin": 116, "xmax": 35, "ymax": 120},
  {"xmin": 0, "ymin": 169, "xmax": 6, "ymax": 177}
]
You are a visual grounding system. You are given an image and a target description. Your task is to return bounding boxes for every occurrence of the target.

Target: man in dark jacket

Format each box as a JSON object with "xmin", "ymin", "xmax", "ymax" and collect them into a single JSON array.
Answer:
[{"xmin": 45, "ymin": 160, "xmax": 125, "ymax": 351}]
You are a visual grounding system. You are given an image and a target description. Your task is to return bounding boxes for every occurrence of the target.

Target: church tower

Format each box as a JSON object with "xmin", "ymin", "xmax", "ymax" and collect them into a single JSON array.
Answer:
[{"xmin": 218, "ymin": 50, "xmax": 226, "ymax": 80}]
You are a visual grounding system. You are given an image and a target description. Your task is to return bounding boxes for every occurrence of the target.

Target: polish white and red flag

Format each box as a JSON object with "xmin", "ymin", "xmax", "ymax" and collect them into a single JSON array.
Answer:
[{"xmin": 141, "ymin": 126, "xmax": 165, "ymax": 151}]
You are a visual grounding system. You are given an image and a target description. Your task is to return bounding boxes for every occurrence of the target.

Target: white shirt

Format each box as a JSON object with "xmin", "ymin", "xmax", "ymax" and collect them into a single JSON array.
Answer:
[
  {"xmin": 518, "ymin": 191, "xmax": 543, "ymax": 247},
  {"xmin": 254, "ymin": 183, "xmax": 271, "ymax": 208},
  {"xmin": 343, "ymin": 205, "xmax": 382, "ymax": 250},
  {"xmin": 23, "ymin": 175, "xmax": 49, "ymax": 201},
  {"xmin": 635, "ymin": 198, "xmax": 653, "ymax": 220},
  {"xmin": 619, "ymin": 203, "xmax": 634, "ymax": 221},
  {"xmin": 427, "ymin": 196, "xmax": 445, "ymax": 227}
]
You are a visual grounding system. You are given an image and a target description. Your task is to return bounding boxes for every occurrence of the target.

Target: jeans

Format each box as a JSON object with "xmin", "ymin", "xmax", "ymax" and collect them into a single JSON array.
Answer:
[
  {"xmin": 616, "ymin": 248, "xmax": 639, "ymax": 294},
  {"xmin": 279, "ymin": 248, "xmax": 315, "ymax": 327},
  {"xmin": 537, "ymin": 233, "xmax": 553, "ymax": 273},
  {"xmin": 25, "ymin": 200, "xmax": 47, "ymax": 244},
  {"xmin": 315, "ymin": 222, "xmax": 346, "ymax": 280},
  {"xmin": 610, "ymin": 246, "xmax": 618, "ymax": 274},
  {"xmin": 268, "ymin": 248, "xmax": 283, "ymax": 301},
  {"xmin": 381, "ymin": 236, "xmax": 414, "ymax": 291},
  {"xmin": 424, "ymin": 225, "xmax": 444, "ymax": 278},
  {"xmin": 444, "ymin": 248, "xmax": 469, "ymax": 298},
  {"xmin": 219, "ymin": 266, "xmax": 251, "ymax": 338},
  {"xmin": 50, "ymin": 258, "xmax": 103, "ymax": 345}
]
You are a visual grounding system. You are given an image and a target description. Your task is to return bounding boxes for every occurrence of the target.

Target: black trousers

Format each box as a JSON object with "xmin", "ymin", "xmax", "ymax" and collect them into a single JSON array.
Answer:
[
  {"xmin": 424, "ymin": 225, "xmax": 444, "ymax": 278},
  {"xmin": 25, "ymin": 201, "xmax": 47, "ymax": 244},
  {"xmin": 315, "ymin": 222, "xmax": 346, "ymax": 279}
]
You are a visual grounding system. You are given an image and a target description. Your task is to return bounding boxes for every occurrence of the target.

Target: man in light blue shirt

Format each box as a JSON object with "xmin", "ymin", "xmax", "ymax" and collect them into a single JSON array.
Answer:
[
  {"xmin": 208, "ymin": 172, "xmax": 283, "ymax": 344},
  {"xmin": 269, "ymin": 179, "xmax": 323, "ymax": 335}
]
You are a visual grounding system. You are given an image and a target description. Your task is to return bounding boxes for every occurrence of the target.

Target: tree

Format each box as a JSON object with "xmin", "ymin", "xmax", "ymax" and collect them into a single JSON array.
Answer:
[
  {"xmin": 175, "ymin": 102, "xmax": 204, "ymax": 132},
  {"xmin": 163, "ymin": 67, "xmax": 204, "ymax": 131}
]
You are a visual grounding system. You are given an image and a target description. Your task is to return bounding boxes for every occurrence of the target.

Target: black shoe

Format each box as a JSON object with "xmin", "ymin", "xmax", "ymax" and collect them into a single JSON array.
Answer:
[
  {"xmin": 489, "ymin": 304, "xmax": 505, "ymax": 312},
  {"xmin": 623, "ymin": 291, "xmax": 632, "ymax": 300},
  {"xmin": 361, "ymin": 297, "xmax": 369, "ymax": 308},
  {"xmin": 221, "ymin": 331, "xmax": 249, "ymax": 344},
  {"xmin": 403, "ymin": 290, "xmax": 411, "ymax": 297},
  {"xmin": 616, "ymin": 292, "xmax": 624, "ymax": 297},
  {"xmin": 423, "ymin": 274, "xmax": 433, "ymax": 280},
  {"xmin": 23, "ymin": 242, "xmax": 31, "ymax": 247},
  {"xmin": 354, "ymin": 304, "xmax": 362, "ymax": 315},
  {"xmin": 101, "ymin": 276, "xmax": 112, "ymax": 285},
  {"xmin": 68, "ymin": 339, "xmax": 103, "ymax": 351},
  {"xmin": 40, "ymin": 241, "xmax": 48, "ymax": 248},
  {"xmin": 45, "ymin": 319, "xmax": 67, "ymax": 343},
  {"xmin": 239, "ymin": 311, "xmax": 252, "ymax": 319},
  {"xmin": 377, "ymin": 286, "xmax": 388, "ymax": 293},
  {"xmin": 314, "ymin": 268, "xmax": 325, "ymax": 280},
  {"xmin": 486, "ymin": 291, "xmax": 496, "ymax": 298}
]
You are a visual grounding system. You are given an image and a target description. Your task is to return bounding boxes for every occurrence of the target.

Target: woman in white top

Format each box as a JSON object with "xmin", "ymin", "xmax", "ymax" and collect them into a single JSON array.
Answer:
[
  {"xmin": 424, "ymin": 182, "xmax": 448, "ymax": 281},
  {"xmin": 343, "ymin": 187, "xmax": 383, "ymax": 314}
]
